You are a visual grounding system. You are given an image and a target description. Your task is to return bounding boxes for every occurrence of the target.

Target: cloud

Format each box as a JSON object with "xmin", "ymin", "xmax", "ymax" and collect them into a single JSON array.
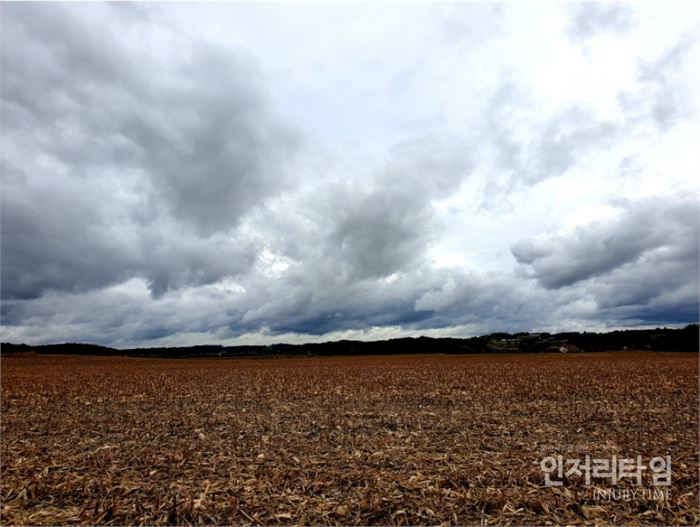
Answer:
[
  {"xmin": 1, "ymin": 3, "xmax": 299, "ymax": 299},
  {"xmin": 621, "ymin": 29, "xmax": 700, "ymax": 130},
  {"xmin": 508, "ymin": 195, "xmax": 699, "ymax": 328},
  {"xmin": 0, "ymin": 161, "xmax": 260, "ymax": 300},
  {"xmin": 0, "ymin": 264, "xmax": 545, "ymax": 346},
  {"xmin": 0, "ymin": 168, "xmax": 134, "ymax": 299},
  {"xmin": 132, "ymin": 44, "xmax": 301, "ymax": 234},
  {"xmin": 210, "ymin": 135, "xmax": 473, "ymax": 335},
  {"xmin": 511, "ymin": 195, "xmax": 698, "ymax": 290},
  {"xmin": 568, "ymin": 3, "xmax": 634, "ymax": 40},
  {"xmin": 478, "ymin": 84, "xmax": 620, "ymax": 200},
  {"xmin": 321, "ymin": 137, "xmax": 471, "ymax": 280},
  {"xmin": 520, "ymin": 107, "xmax": 618, "ymax": 185},
  {"xmin": 1, "ymin": 2, "xmax": 697, "ymax": 346}
]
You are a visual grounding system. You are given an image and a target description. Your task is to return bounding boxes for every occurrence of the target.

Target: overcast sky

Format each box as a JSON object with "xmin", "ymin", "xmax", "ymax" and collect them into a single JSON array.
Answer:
[{"xmin": 1, "ymin": 1, "xmax": 698, "ymax": 347}]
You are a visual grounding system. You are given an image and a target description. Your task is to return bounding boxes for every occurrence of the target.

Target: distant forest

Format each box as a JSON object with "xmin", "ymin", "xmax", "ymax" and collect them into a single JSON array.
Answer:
[{"xmin": 2, "ymin": 324, "xmax": 697, "ymax": 359}]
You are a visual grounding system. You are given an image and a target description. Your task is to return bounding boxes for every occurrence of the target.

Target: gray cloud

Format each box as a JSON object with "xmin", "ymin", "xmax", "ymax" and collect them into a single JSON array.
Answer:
[
  {"xmin": 327, "ymin": 189, "xmax": 434, "ymax": 280},
  {"xmin": 216, "ymin": 135, "xmax": 473, "ymax": 334},
  {"xmin": 435, "ymin": 3, "xmax": 504, "ymax": 46},
  {"xmin": 322, "ymin": 137, "xmax": 471, "ymax": 281},
  {"xmin": 1, "ymin": 168, "xmax": 133, "ymax": 299},
  {"xmin": 568, "ymin": 242, "xmax": 699, "ymax": 327},
  {"xmin": 131, "ymin": 45, "xmax": 300, "ymax": 234},
  {"xmin": 2, "ymin": 4, "xmax": 300, "ymax": 234},
  {"xmin": 0, "ymin": 3, "xmax": 697, "ymax": 346},
  {"xmin": 511, "ymin": 196, "xmax": 698, "ymax": 290},
  {"xmin": 508, "ymin": 195, "xmax": 699, "ymax": 328},
  {"xmin": 568, "ymin": 2, "xmax": 634, "ymax": 40},
  {"xmin": 0, "ymin": 264, "xmax": 543, "ymax": 346},
  {"xmin": 2, "ymin": 189, "xmax": 696, "ymax": 346},
  {"xmin": 524, "ymin": 107, "xmax": 617, "ymax": 184},
  {"xmin": 621, "ymin": 29, "xmax": 700, "ymax": 130},
  {"xmin": 0, "ymin": 160, "xmax": 260, "ymax": 300},
  {"xmin": 1, "ymin": 3, "xmax": 298, "ymax": 299},
  {"xmin": 479, "ymin": 84, "xmax": 619, "ymax": 198}
]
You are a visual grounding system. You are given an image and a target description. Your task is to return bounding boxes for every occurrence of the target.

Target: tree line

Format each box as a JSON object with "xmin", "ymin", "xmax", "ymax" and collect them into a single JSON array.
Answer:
[{"xmin": 1, "ymin": 324, "xmax": 697, "ymax": 358}]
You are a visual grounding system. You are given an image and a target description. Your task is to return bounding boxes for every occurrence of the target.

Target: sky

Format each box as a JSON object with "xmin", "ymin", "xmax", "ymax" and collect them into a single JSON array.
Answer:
[{"xmin": 1, "ymin": 1, "xmax": 698, "ymax": 348}]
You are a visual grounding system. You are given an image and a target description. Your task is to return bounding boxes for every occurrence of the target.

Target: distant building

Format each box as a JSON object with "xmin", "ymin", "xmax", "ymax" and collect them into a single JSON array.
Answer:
[{"xmin": 486, "ymin": 338, "xmax": 520, "ymax": 352}]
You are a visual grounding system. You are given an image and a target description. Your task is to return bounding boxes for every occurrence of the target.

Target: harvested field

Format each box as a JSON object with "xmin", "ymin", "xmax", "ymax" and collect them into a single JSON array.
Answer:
[{"xmin": 1, "ymin": 351, "xmax": 698, "ymax": 525}]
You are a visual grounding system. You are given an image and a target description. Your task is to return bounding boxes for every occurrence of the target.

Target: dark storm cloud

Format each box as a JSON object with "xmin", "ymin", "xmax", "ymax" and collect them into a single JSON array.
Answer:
[
  {"xmin": 413, "ymin": 270, "xmax": 546, "ymax": 332},
  {"xmin": 559, "ymin": 230, "xmax": 699, "ymax": 327},
  {"xmin": 0, "ymin": 3, "xmax": 299, "ymax": 299},
  {"xmin": 234, "ymin": 270, "xmax": 439, "ymax": 336},
  {"xmin": 511, "ymin": 196, "xmax": 698, "ymax": 290},
  {"xmin": 508, "ymin": 195, "xmax": 699, "ymax": 328},
  {"xmin": 0, "ymin": 266, "xmax": 435, "ymax": 345},
  {"xmin": 568, "ymin": 2, "xmax": 634, "ymax": 40},
  {"xmin": 0, "ymin": 168, "xmax": 133, "ymax": 299},
  {"xmin": 592, "ymin": 249, "xmax": 699, "ymax": 325},
  {"xmin": 0, "ymin": 162, "xmax": 260, "ymax": 300}
]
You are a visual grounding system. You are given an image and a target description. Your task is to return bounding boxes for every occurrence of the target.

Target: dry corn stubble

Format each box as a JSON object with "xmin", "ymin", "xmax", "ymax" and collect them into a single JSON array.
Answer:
[{"xmin": 1, "ymin": 351, "xmax": 698, "ymax": 525}]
